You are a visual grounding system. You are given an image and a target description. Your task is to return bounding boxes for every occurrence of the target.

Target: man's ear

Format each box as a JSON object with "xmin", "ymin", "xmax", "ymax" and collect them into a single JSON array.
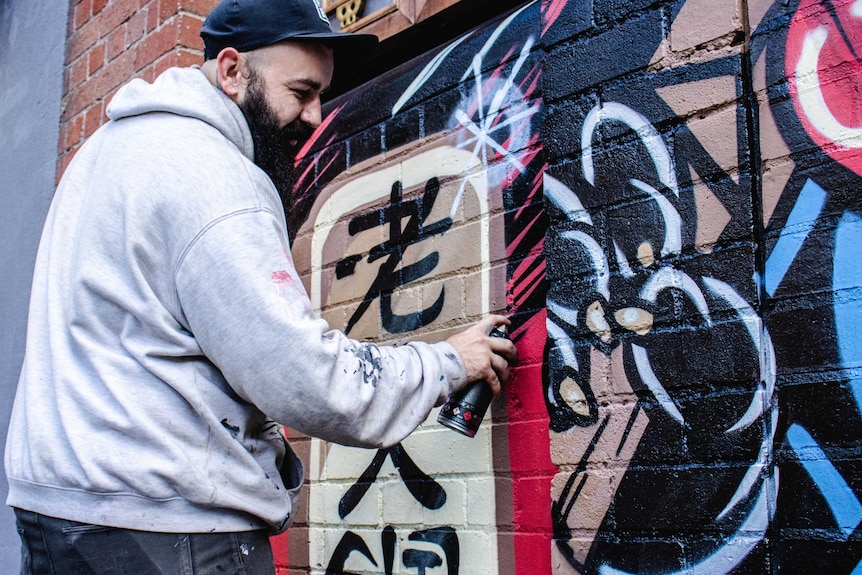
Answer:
[{"xmin": 216, "ymin": 47, "xmax": 246, "ymax": 100}]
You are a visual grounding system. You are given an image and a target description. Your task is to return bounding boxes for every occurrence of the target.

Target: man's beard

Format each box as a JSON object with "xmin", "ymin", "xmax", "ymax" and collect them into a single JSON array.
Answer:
[{"xmin": 238, "ymin": 67, "xmax": 314, "ymax": 214}]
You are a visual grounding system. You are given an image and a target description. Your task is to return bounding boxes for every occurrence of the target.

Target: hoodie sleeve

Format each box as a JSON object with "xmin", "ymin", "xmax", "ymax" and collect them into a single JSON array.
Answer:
[{"xmin": 175, "ymin": 207, "xmax": 467, "ymax": 448}]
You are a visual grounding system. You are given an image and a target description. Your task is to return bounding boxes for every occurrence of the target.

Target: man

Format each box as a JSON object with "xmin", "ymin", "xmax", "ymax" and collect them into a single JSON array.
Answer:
[{"xmin": 5, "ymin": 0, "xmax": 517, "ymax": 572}]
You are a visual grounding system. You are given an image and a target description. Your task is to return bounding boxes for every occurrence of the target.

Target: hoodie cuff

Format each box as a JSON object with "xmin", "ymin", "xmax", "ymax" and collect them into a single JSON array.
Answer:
[{"xmin": 428, "ymin": 341, "xmax": 468, "ymax": 404}]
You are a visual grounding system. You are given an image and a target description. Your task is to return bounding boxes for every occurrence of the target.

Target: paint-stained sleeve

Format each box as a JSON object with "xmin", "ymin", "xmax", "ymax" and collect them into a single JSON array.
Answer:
[{"xmin": 175, "ymin": 208, "xmax": 467, "ymax": 448}]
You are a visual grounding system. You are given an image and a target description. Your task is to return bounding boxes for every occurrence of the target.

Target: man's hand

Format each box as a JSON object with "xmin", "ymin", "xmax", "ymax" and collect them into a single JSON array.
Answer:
[{"xmin": 445, "ymin": 314, "xmax": 519, "ymax": 396}]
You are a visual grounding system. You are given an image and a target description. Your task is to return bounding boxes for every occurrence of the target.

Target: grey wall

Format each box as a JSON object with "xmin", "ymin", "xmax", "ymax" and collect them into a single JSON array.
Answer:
[{"xmin": 0, "ymin": 0, "xmax": 69, "ymax": 568}]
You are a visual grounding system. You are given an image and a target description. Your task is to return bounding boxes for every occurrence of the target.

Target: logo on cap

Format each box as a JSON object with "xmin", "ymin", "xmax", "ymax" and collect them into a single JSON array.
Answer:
[{"xmin": 311, "ymin": 0, "xmax": 328, "ymax": 23}]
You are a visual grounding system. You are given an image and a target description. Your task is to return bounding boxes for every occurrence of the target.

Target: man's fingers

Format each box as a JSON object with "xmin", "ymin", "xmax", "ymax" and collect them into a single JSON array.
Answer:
[
  {"xmin": 479, "ymin": 350, "xmax": 510, "ymax": 397},
  {"xmin": 484, "ymin": 365, "xmax": 503, "ymax": 396},
  {"xmin": 489, "ymin": 336, "xmax": 518, "ymax": 364},
  {"xmin": 483, "ymin": 314, "xmax": 511, "ymax": 335},
  {"xmin": 445, "ymin": 315, "xmax": 518, "ymax": 390},
  {"xmin": 491, "ymin": 352, "xmax": 510, "ymax": 378}
]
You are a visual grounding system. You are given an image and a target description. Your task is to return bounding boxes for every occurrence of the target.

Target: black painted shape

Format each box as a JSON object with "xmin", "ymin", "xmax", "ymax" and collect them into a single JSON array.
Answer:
[
  {"xmin": 325, "ymin": 531, "xmax": 377, "ymax": 575},
  {"xmin": 382, "ymin": 526, "xmax": 396, "ymax": 575},
  {"xmin": 335, "ymin": 254, "xmax": 362, "ymax": 279},
  {"xmin": 220, "ymin": 418, "xmax": 240, "ymax": 439},
  {"xmin": 339, "ymin": 449, "xmax": 387, "ymax": 519},
  {"xmin": 341, "ymin": 177, "xmax": 452, "ymax": 335},
  {"xmin": 402, "ymin": 549, "xmax": 442, "ymax": 575},
  {"xmin": 338, "ymin": 444, "xmax": 447, "ymax": 520},
  {"xmin": 552, "ymin": 414, "xmax": 610, "ymax": 571},
  {"xmin": 408, "ymin": 528, "xmax": 460, "ymax": 575},
  {"xmin": 391, "ymin": 443, "xmax": 447, "ymax": 510},
  {"xmin": 543, "ymin": 335, "xmax": 600, "ymax": 433}
]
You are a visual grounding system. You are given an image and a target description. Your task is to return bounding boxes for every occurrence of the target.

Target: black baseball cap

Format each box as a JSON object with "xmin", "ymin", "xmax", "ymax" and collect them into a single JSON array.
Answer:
[{"xmin": 200, "ymin": 0, "xmax": 378, "ymax": 63}]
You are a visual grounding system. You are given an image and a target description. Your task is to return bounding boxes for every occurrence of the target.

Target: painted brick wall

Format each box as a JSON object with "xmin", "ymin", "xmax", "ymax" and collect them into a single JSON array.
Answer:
[
  {"xmin": 288, "ymin": 5, "xmax": 551, "ymax": 572},
  {"xmin": 540, "ymin": 0, "xmax": 862, "ymax": 572},
  {"xmin": 56, "ymin": 0, "xmax": 862, "ymax": 573},
  {"xmin": 292, "ymin": 0, "xmax": 862, "ymax": 572}
]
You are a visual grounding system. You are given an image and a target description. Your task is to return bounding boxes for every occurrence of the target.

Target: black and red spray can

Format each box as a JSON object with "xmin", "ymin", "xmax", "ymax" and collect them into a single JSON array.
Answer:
[{"xmin": 437, "ymin": 325, "xmax": 509, "ymax": 437}]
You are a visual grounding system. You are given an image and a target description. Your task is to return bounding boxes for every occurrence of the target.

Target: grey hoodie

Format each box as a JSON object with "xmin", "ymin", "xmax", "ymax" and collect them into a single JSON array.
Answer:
[{"xmin": 5, "ymin": 67, "xmax": 466, "ymax": 533}]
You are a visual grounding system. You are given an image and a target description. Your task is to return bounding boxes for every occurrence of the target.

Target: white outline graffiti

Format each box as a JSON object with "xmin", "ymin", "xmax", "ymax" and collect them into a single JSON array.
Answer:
[{"xmin": 548, "ymin": 100, "xmax": 779, "ymax": 575}]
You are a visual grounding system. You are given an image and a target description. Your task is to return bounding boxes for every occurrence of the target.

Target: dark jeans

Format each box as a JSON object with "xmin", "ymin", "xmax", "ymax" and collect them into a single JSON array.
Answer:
[{"xmin": 14, "ymin": 509, "xmax": 275, "ymax": 575}]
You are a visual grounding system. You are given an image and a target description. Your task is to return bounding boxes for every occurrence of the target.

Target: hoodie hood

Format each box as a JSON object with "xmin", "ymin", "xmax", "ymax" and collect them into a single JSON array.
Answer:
[{"xmin": 106, "ymin": 66, "xmax": 255, "ymax": 161}]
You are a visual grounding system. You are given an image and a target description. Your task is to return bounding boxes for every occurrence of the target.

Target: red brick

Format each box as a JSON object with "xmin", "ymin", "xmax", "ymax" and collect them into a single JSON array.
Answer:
[
  {"xmin": 62, "ymin": 77, "xmax": 96, "ymax": 122},
  {"xmin": 134, "ymin": 19, "xmax": 179, "ymax": 70},
  {"xmin": 153, "ymin": 51, "xmax": 174, "ymax": 77},
  {"xmin": 67, "ymin": 13, "xmax": 77, "ymax": 44},
  {"xmin": 106, "ymin": 27, "xmax": 126, "ymax": 61},
  {"xmin": 181, "ymin": 0, "xmax": 218, "ymax": 17},
  {"xmin": 70, "ymin": 113, "xmax": 85, "ymax": 148},
  {"xmin": 146, "ymin": 0, "xmax": 160, "ymax": 32},
  {"xmin": 62, "ymin": 67, "xmax": 72, "ymax": 94},
  {"xmin": 139, "ymin": 63, "xmax": 157, "ymax": 84},
  {"xmin": 159, "ymin": 0, "xmax": 180, "ymax": 23},
  {"xmin": 151, "ymin": 48, "xmax": 196, "ymax": 75},
  {"xmin": 57, "ymin": 124, "xmax": 66, "ymax": 156},
  {"xmin": 67, "ymin": 17, "xmax": 99, "ymax": 63},
  {"xmin": 88, "ymin": 42, "xmax": 106, "ymax": 74},
  {"xmin": 74, "ymin": 0, "xmax": 92, "ymax": 28},
  {"xmin": 92, "ymin": 0, "xmax": 109, "ymax": 15},
  {"xmin": 126, "ymin": 8, "xmax": 148, "ymax": 45},
  {"xmin": 173, "ymin": 47, "xmax": 203, "ymax": 68},
  {"xmin": 177, "ymin": 13, "xmax": 203, "ymax": 49},
  {"xmin": 84, "ymin": 103, "xmax": 105, "ymax": 138},
  {"xmin": 57, "ymin": 149, "xmax": 79, "ymax": 184},
  {"xmin": 69, "ymin": 56, "xmax": 88, "ymax": 90},
  {"xmin": 98, "ymin": 0, "xmax": 139, "ymax": 36},
  {"xmin": 96, "ymin": 49, "xmax": 136, "ymax": 97},
  {"xmin": 62, "ymin": 114, "xmax": 84, "ymax": 150}
]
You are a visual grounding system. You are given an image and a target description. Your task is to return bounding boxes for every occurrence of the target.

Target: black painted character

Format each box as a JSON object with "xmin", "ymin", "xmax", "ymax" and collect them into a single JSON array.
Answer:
[
  {"xmin": 325, "ymin": 526, "xmax": 459, "ymax": 575},
  {"xmin": 336, "ymin": 177, "xmax": 452, "ymax": 335}
]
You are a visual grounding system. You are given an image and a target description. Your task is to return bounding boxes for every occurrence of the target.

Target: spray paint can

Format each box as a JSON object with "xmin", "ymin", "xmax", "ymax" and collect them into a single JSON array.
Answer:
[{"xmin": 437, "ymin": 325, "xmax": 509, "ymax": 437}]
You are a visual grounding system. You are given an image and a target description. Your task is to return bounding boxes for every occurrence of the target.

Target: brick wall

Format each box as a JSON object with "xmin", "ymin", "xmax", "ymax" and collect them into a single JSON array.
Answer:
[
  {"xmin": 292, "ymin": 0, "xmax": 862, "ymax": 572},
  {"xmin": 58, "ymin": 0, "xmax": 862, "ymax": 573},
  {"xmin": 59, "ymin": 0, "xmax": 215, "ymax": 178}
]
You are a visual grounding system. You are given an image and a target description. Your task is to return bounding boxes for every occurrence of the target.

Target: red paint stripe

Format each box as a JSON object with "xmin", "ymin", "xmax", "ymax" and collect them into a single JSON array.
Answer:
[
  {"xmin": 542, "ymin": 0, "xmax": 568, "ymax": 38},
  {"xmin": 513, "ymin": 165, "xmax": 544, "ymax": 221},
  {"xmin": 506, "ymin": 210, "xmax": 545, "ymax": 258},
  {"xmin": 295, "ymin": 103, "xmax": 345, "ymax": 165},
  {"xmin": 514, "ymin": 261, "xmax": 546, "ymax": 312},
  {"xmin": 507, "ymin": 309, "xmax": 555, "ymax": 575},
  {"xmin": 269, "ymin": 530, "xmax": 289, "ymax": 573}
]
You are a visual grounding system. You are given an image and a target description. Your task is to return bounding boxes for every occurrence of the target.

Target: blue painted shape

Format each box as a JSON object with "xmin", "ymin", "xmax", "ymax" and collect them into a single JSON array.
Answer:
[
  {"xmin": 787, "ymin": 423, "xmax": 862, "ymax": 538},
  {"xmin": 853, "ymin": 559, "xmax": 862, "ymax": 575},
  {"xmin": 764, "ymin": 179, "xmax": 828, "ymax": 296},
  {"xmin": 833, "ymin": 210, "xmax": 862, "ymax": 412}
]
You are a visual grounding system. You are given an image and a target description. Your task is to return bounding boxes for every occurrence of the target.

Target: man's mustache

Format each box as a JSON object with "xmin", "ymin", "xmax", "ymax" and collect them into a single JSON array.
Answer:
[{"xmin": 279, "ymin": 122, "xmax": 315, "ymax": 149}]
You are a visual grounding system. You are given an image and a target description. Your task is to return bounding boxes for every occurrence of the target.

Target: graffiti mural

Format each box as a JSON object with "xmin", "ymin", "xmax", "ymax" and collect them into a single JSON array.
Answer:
[
  {"xmin": 542, "ymin": 0, "xmax": 862, "ymax": 573},
  {"xmin": 287, "ymin": 0, "xmax": 861, "ymax": 572},
  {"xmin": 291, "ymin": 3, "xmax": 549, "ymax": 573}
]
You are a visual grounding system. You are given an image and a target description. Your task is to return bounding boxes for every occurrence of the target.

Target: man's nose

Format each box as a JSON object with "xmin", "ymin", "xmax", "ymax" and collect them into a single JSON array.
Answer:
[{"xmin": 301, "ymin": 97, "xmax": 322, "ymax": 128}]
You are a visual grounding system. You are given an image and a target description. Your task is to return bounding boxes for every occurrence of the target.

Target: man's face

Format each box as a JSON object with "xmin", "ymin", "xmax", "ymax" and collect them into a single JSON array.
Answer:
[{"xmin": 236, "ymin": 40, "xmax": 334, "ymax": 209}]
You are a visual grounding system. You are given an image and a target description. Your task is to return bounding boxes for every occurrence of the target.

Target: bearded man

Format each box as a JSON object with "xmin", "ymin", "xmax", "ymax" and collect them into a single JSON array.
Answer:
[{"xmin": 4, "ymin": 0, "xmax": 516, "ymax": 572}]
